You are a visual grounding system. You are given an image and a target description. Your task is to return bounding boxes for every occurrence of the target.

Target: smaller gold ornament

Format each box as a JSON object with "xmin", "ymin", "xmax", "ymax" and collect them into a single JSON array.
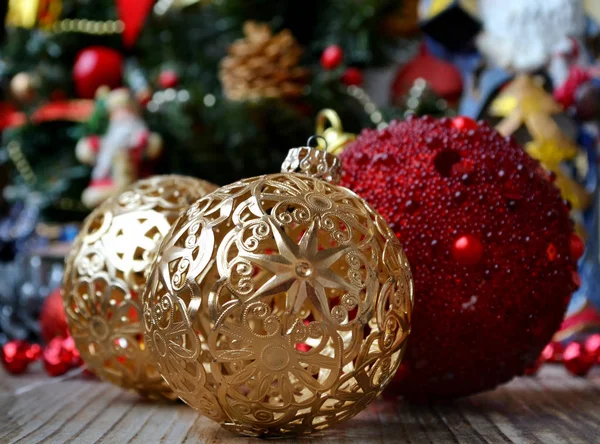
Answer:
[
  {"xmin": 62, "ymin": 175, "xmax": 217, "ymax": 399},
  {"xmin": 219, "ymin": 21, "xmax": 309, "ymax": 101},
  {"xmin": 143, "ymin": 142, "xmax": 413, "ymax": 436}
]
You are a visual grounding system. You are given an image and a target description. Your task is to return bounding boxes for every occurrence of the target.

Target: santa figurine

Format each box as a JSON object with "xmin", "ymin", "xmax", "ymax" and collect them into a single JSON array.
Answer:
[{"xmin": 76, "ymin": 88, "xmax": 162, "ymax": 207}]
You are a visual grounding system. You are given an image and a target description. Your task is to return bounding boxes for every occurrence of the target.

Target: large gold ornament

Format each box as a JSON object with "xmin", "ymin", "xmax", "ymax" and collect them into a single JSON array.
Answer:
[
  {"xmin": 62, "ymin": 175, "xmax": 217, "ymax": 399},
  {"xmin": 143, "ymin": 145, "xmax": 413, "ymax": 436}
]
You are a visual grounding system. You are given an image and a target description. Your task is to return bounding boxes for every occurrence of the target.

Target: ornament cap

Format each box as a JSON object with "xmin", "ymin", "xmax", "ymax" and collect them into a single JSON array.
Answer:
[{"xmin": 281, "ymin": 137, "xmax": 342, "ymax": 184}]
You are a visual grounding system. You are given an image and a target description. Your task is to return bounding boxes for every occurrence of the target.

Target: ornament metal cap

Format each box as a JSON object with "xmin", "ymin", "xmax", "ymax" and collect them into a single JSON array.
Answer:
[{"xmin": 281, "ymin": 135, "xmax": 342, "ymax": 184}]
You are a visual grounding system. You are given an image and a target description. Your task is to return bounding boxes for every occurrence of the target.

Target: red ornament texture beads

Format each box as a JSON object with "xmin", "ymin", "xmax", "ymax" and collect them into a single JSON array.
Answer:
[{"xmin": 339, "ymin": 115, "xmax": 578, "ymax": 399}]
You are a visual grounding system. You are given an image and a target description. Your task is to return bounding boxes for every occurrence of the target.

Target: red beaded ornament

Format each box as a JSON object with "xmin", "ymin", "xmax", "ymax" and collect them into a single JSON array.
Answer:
[{"xmin": 339, "ymin": 115, "xmax": 578, "ymax": 399}]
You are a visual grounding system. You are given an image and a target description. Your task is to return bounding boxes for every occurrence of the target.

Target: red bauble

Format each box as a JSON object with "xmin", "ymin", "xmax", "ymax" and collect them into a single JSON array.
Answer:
[
  {"xmin": 73, "ymin": 47, "xmax": 124, "ymax": 98},
  {"xmin": 563, "ymin": 342, "xmax": 595, "ymax": 376},
  {"xmin": 321, "ymin": 45, "xmax": 344, "ymax": 70},
  {"xmin": 341, "ymin": 68, "xmax": 364, "ymax": 86},
  {"xmin": 158, "ymin": 69, "xmax": 179, "ymax": 89},
  {"xmin": 1, "ymin": 340, "xmax": 39, "ymax": 374},
  {"xmin": 339, "ymin": 116, "xmax": 577, "ymax": 399},
  {"xmin": 40, "ymin": 287, "xmax": 69, "ymax": 343},
  {"xmin": 42, "ymin": 336, "xmax": 82, "ymax": 377},
  {"xmin": 391, "ymin": 45, "xmax": 463, "ymax": 105},
  {"xmin": 584, "ymin": 334, "xmax": 600, "ymax": 358}
]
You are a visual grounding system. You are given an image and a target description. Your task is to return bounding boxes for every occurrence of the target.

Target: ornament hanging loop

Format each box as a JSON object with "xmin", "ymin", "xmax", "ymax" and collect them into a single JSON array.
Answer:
[
  {"xmin": 281, "ymin": 137, "xmax": 342, "ymax": 184},
  {"xmin": 306, "ymin": 135, "xmax": 328, "ymax": 150}
]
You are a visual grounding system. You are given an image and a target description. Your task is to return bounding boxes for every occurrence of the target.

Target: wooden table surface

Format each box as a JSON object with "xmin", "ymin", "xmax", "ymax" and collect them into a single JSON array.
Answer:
[{"xmin": 1, "ymin": 364, "xmax": 599, "ymax": 443}]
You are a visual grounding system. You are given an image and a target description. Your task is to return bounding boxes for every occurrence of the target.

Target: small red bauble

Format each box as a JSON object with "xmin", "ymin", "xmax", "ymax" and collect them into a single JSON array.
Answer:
[
  {"xmin": 73, "ymin": 46, "xmax": 124, "ymax": 98},
  {"xmin": 158, "ymin": 69, "xmax": 179, "ymax": 89},
  {"xmin": 40, "ymin": 287, "xmax": 69, "ymax": 343},
  {"xmin": 452, "ymin": 235, "xmax": 483, "ymax": 265},
  {"xmin": 321, "ymin": 45, "xmax": 344, "ymax": 70},
  {"xmin": 541, "ymin": 341, "xmax": 564, "ymax": 363},
  {"xmin": 339, "ymin": 116, "xmax": 577, "ymax": 399},
  {"xmin": 390, "ymin": 46, "xmax": 463, "ymax": 106},
  {"xmin": 569, "ymin": 233, "xmax": 585, "ymax": 260},
  {"xmin": 42, "ymin": 337, "xmax": 81, "ymax": 377},
  {"xmin": 1, "ymin": 340, "xmax": 39, "ymax": 374},
  {"xmin": 563, "ymin": 342, "xmax": 595, "ymax": 376},
  {"xmin": 341, "ymin": 67, "xmax": 364, "ymax": 86},
  {"xmin": 584, "ymin": 334, "xmax": 600, "ymax": 357}
]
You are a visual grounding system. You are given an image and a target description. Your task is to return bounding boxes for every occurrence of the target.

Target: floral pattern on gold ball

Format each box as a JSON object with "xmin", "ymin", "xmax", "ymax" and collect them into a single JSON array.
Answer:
[
  {"xmin": 62, "ymin": 175, "xmax": 217, "ymax": 399},
  {"xmin": 143, "ymin": 172, "xmax": 413, "ymax": 435}
]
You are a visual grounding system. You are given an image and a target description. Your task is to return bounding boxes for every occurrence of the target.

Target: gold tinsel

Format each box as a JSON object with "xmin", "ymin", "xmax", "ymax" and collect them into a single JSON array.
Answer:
[{"xmin": 219, "ymin": 21, "xmax": 309, "ymax": 101}]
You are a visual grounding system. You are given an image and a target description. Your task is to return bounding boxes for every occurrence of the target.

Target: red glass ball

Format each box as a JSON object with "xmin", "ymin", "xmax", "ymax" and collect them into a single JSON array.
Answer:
[
  {"xmin": 341, "ymin": 67, "xmax": 364, "ymax": 86},
  {"xmin": 563, "ymin": 342, "xmax": 595, "ymax": 376},
  {"xmin": 339, "ymin": 116, "xmax": 577, "ymax": 399},
  {"xmin": 452, "ymin": 235, "xmax": 484, "ymax": 265},
  {"xmin": 2, "ymin": 340, "xmax": 33, "ymax": 374},
  {"xmin": 321, "ymin": 45, "xmax": 344, "ymax": 70},
  {"xmin": 541, "ymin": 341, "xmax": 564, "ymax": 363},
  {"xmin": 584, "ymin": 334, "xmax": 600, "ymax": 357},
  {"xmin": 158, "ymin": 69, "xmax": 179, "ymax": 89},
  {"xmin": 569, "ymin": 233, "xmax": 585, "ymax": 260},
  {"xmin": 43, "ymin": 337, "xmax": 79, "ymax": 377},
  {"xmin": 72, "ymin": 46, "xmax": 124, "ymax": 98}
]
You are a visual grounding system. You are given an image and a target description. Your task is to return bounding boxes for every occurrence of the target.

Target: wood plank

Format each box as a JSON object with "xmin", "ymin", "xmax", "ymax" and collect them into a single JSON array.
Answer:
[{"xmin": 0, "ymin": 365, "xmax": 599, "ymax": 443}]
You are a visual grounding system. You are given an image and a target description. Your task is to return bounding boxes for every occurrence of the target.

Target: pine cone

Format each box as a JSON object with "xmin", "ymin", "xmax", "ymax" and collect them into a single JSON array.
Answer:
[{"xmin": 220, "ymin": 21, "xmax": 309, "ymax": 101}]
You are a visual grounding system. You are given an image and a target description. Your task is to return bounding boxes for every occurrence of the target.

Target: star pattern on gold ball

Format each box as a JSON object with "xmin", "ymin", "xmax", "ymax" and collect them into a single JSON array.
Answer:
[{"xmin": 240, "ymin": 217, "xmax": 357, "ymax": 316}]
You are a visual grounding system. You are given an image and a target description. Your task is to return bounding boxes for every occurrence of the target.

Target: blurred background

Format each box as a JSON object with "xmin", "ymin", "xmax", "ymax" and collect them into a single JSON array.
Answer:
[{"xmin": 1, "ymin": 0, "xmax": 600, "ymax": 350}]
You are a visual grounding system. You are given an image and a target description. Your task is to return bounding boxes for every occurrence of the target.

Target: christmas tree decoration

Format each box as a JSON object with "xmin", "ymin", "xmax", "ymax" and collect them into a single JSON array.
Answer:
[
  {"xmin": 321, "ymin": 44, "xmax": 344, "ymax": 70},
  {"xmin": 76, "ymin": 88, "xmax": 163, "ymax": 208},
  {"xmin": 116, "ymin": 0, "xmax": 154, "ymax": 48},
  {"xmin": 10, "ymin": 72, "xmax": 38, "ymax": 103},
  {"xmin": 219, "ymin": 21, "xmax": 309, "ymax": 101},
  {"xmin": 40, "ymin": 287, "xmax": 68, "ymax": 343},
  {"xmin": 72, "ymin": 47, "xmax": 124, "ymax": 99},
  {"xmin": 62, "ymin": 175, "xmax": 217, "ymax": 399},
  {"xmin": 339, "ymin": 116, "xmax": 578, "ymax": 399},
  {"xmin": 142, "ymin": 142, "xmax": 413, "ymax": 436}
]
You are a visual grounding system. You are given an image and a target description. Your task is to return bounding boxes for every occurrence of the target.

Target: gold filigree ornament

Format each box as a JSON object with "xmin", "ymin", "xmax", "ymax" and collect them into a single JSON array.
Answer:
[
  {"xmin": 143, "ymin": 139, "xmax": 414, "ymax": 436},
  {"xmin": 62, "ymin": 175, "xmax": 218, "ymax": 399}
]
